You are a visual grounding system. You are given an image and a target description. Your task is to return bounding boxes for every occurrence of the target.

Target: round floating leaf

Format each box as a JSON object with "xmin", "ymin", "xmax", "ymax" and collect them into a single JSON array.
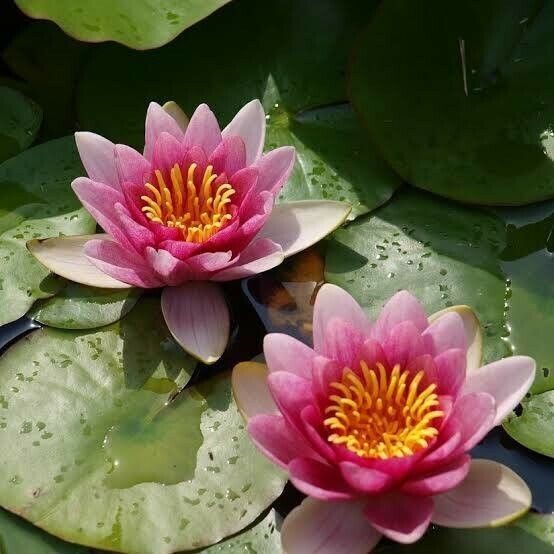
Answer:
[
  {"xmin": 30, "ymin": 282, "xmax": 142, "ymax": 330},
  {"xmin": 0, "ymin": 86, "xmax": 42, "ymax": 162},
  {"xmin": 3, "ymin": 23, "xmax": 88, "ymax": 138},
  {"xmin": 15, "ymin": 0, "xmax": 232, "ymax": 50},
  {"xmin": 376, "ymin": 515, "xmax": 554, "ymax": 553},
  {"xmin": 504, "ymin": 391, "xmax": 554, "ymax": 457},
  {"xmin": 0, "ymin": 136, "xmax": 95, "ymax": 326},
  {"xmin": 199, "ymin": 509, "xmax": 281, "ymax": 553},
  {"xmin": 325, "ymin": 189, "xmax": 554, "ymax": 453},
  {"xmin": 77, "ymin": 0, "xmax": 400, "ymax": 219},
  {"xmin": 350, "ymin": 0, "xmax": 554, "ymax": 205},
  {"xmin": 0, "ymin": 508, "xmax": 91, "ymax": 553},
  {"xmin": 0, "ymin": 298, "xmax": 285, "ymax": 553}
]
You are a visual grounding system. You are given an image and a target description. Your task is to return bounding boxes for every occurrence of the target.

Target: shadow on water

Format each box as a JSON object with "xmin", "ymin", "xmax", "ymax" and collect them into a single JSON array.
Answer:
[{"xmin": 0, "ymin": 316, "xmax": 40, "ymax": 355}]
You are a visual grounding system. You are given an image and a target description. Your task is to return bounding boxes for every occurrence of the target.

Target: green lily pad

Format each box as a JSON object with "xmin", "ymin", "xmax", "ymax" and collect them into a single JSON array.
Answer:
[
  {"xmin": 0, "ymin": 297, "xmax": 286, "ymax": 553},
  {"xmin": 2, "ymin": 22, "xmax": 88, "ymax": 138},
  {"xmin": 350, "ymin": 0, "xmax": 554, "ymax": 205},
  {"xmin": 0, "ymin": 508, "xmax": 91, "ymax": 553},
  {"xmin": 0, "ymin": 136, "xmax": 95, "ymax": 326},
  {"xmin": 76, "ymin": 0, "xmax": 400, "ymax": 220},
  {"xmin": 0, "ymin": 86, "xmax": 42, "ymax": 162},
  {"xmin": 30, "ymin": 282, "xmax": 142, "ymax": 330},
  {"xmin": 325, "ymin": 189, "xmax": 554, "ymax": 453},
  {"xmin": 15, "ymin": 0, "xmax": 232, "ymax": 50},
  {"xmin": 198, "ymin": 509, "xmax": 281, "ymax": 553},
  {"xmin": 376, "ymin": 515, "xmax": 554, "ymax": 553},
  {"xmin": 504, "ymin": 391, "xmax": 554, "ymax": 457}
]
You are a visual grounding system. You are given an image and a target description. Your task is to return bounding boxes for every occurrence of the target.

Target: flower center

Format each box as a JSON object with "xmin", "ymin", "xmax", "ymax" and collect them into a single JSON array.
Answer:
[
  {"xmin": 323, "ymin": 362, "xmax": 444, "ymax": 459},
  {"xmin": 140, "ymin": 163, "xmax": 236, "ymax": 243}
]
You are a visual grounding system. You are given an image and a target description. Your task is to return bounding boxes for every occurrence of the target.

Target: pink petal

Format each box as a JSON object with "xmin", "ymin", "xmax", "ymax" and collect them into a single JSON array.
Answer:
[
  {"xmin": 383, "ymin": 320, "xmax": 425, "ymax": 368},
  {"xmin": 144, "ymin": 101, "xmax": 185, "ymax": 160},
  {"xmin": 313, "ymin": 284, "xmax": 371, "ymax": 355},
  {"xmin": 422, "ymin": 311, "xmax": 467, "ymax": 356},
  {"xmin": 145, "ymin": 247, "xmax": 189, "ymax": 285},
  {"xmin": 210, "ymin": 238, "xmax": 284, "ymax": 281},
  {"xmin": 267, "ymin": 371, "xmax": 313, "ymax": 431},
  {"xmin": 371, "ymin": 291, "xmax": 428, "ymax": 343},
  {"xmin": 72, "ymin": 177, "xmax": 135, "ymax": 251},
  {"xmin": 232, "ymin": 362, "xmax": 277, "ymax": 420},
  {"xmin": 418, "ymin": 429, "xmax": 462, "ymax": 472},
  {"xmin": 401, "ymin": 454, "xmax": 471, "ymax": 495},
  {"xmin": 463, "ymin": 356, "xmax": 536, "ymax": 426},
  {"xmin": 432, "ymin": 459, "xmax": 531, "ymax": 528},
  {"xmin": 114, "ymin": 144, "xmax": 151, "ymax": 186},
  {"xmin": 429, "ymin": 348, "xmax": 467, "ymax": 397},
  {"xmin": 161, "ymin": 281, "xmax": 229, "ymax": 364},
  {"xmin": 255, "ymin": 146, "xmax": 295, "ymax": 195},
  {"xmin": 183, "ymin": 103, "xmax": 222, "ymax": 157},
  {"xmin": 281, "ymin": 497, "xmax": 381, "ymax": 554},
  {"xmin": 158, "ymin": 238, "xmax": 203, "ymax": 261},
  {"xmin": 263, "ymin": 333, "xmax": 315, "ymax": 379},
  {"xmin": 84, "ymin": 239, "xmax": 162, "ymax": 288},
  {"xmin": 300, "ymin": 405, "xmax": 338, "ymax": 463},
  {"xmin": 318, "ymin": 317, "xmax": 363, "ymax": 368},
  {"xmin": 74, "ymin": 132, "xmax": 119, "ymax": 190},
  {"xmin": 248, "ymin": 414, "xmax": 318, "ymax": 469},
  {"xmin": 114, "ymin": 203, "xmax": 155, "ymax": 253},
  {"xmin": 229, "ymin": 166, "xmax": 259, "ymax": 205},
  {"xmin": 289, "ymin": 457, "xmax": 355, "ymax": 501},
  {"xmin": 208, "ymin": 135, "xmax": 246, "ymax": 178},
  {"xmin": 364, "ymin": 493, "xmax": 433, "ymax": 544},
  {"xmin": 311, "ymin": 355, "xmax": 343, "ymax": 408},
  {"xmin": 355, "ymin": 338, "xmax": 387, "ymax": 370},
  {"xmin": 151, "ymin": 131, "xmax": 186, "ymax": 174},
  {"xmin": 450, "ymin": 392, "xmax": 496, "ymax": 452},
  {"xmin": 222, "ymin": 99, "xmax": 266, "ymax": 165},
  {"xmin": 339, "ymin": 462, "xmax": 393, "ymax": 494}
]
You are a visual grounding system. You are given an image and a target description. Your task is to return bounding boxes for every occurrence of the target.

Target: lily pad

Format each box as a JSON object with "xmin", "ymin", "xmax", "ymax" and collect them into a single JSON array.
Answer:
[
  {"xmin": 325, "ymin": 189, "xmax": 554, "ymax": 453},
  {"xmin": 30, "ymin": 282, "xmax": 142, "ymax": 330},
  {"xmin": 2, "ymin": 22, "xmax": 88, "ymax": 138},
  {"xmin": 76, "ymin": 0, "xmax": 400, "ymax": 219},
  {"xmin": 0, "ymin": 508, "xmax": 91, "ymax": 553},
  {"xmin": 504, "ymin": 391, "xmax": 554, "ymax": 457},
  {"xmin": 0, "ymin": 86, "xmax": 42, "ymax": 162},
  {"xmin": 0, "ymin": 136, "xmax": 95, "ymax": 326},
  {"xmin": 0, "ymin": 298, "xmax": 286, "ymax": 553},
  {"xmin": 199, "ymin": 509, "xmax": 281, "ymax": 553},
  {"xmin": 376, "ymin": 514, "xmax": 554, "ymax": 553},
  {"xmin": 350, "ymin": 0, "xmax": 554, "ymax": 205},
  {"xmin": 14, "ymin": 0, "xmax": 232, "ymax": 50}
]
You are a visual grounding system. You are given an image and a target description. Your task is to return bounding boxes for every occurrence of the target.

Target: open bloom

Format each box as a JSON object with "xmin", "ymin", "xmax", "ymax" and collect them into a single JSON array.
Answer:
[
  {"xmin": 232, "ymin": 285, "xmax": 535, "ymax": 553},
  {"xmin": 28, "ymin": 100, "xmax": 350, "ymax": 362}
]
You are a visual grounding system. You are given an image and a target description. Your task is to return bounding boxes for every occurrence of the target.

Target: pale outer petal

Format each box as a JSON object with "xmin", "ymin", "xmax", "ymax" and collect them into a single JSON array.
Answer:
[
  {"xmin": 27, "ymin": 234, "xmax": 132, "ymax": 289},
  {"xmin": 432, "ymin": 459, "xmax": 532, "ymax": 528},
  {"xmin": 162, "ymin": 101, "xmax": 189, "ymax": 133},
  {"xmin": 232, "ymin": 361, "xmax": 277, "ymax": 420},
  {"xmin": 222, "ymin": 99, "xmax": 266, "ymax": 164},
  {"xmin": 258, "ymin": 200, "xmax": 351, "ymax": 258},
  {"xmin": 428, "ymin": 305, "xmax": 483, "ymax": 372},
  {"xmin": 281, "ymin": 497, "xmax": 381, "ymax": 554},
  {"xmin": 161, "ymin": 281, "xmax": 230, "ymax": 364}
]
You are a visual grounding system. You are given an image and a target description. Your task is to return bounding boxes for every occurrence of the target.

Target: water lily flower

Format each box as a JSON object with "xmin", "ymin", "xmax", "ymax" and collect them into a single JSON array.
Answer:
[
  {"xmin": 232, "ymin": 285, "xmax": 535, "ymax": 553},
  {"xmin": 27, "ymin": 100, "xmax": 350, "ymax": 363}
]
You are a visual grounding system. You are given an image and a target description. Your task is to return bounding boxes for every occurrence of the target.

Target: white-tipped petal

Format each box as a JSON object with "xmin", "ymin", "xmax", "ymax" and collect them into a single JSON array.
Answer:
[
  {"xmin": 429, "ymin": 305, "xmax": 483, "ymax": 372},
  {"xmin": 27, "ymin": 234, "xmax": 132, "ymax": 289},
  {"xmin": 231, "ymin": 361, "xmax": 277, "ymax": 420},
  {"xmin": 259, "ymin": 200, "xmax": 351, "ymax": 258},
  {"xmin": 432, "ymin": 459, "xmax": 532, "ymax": 528},
  {"xmin": 161, "ymin": 281, "xmax": 229, "ymax": 364}
]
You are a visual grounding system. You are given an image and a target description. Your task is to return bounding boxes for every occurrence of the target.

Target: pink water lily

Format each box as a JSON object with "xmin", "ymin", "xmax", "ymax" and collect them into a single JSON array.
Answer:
[
  {"xmin": 232, "ymin": 285, "xmax": 535, "ymax": 553},
  {"xmin": 28, "ymin": 100, "xmax": 350, "ymax": 363}
]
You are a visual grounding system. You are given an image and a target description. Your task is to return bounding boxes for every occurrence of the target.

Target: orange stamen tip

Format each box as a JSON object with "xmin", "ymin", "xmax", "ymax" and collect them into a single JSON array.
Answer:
[
  {"xmin": 141, "ymin": 163, "xmax": 236, "ymax": 243},
  {"xmin": 324, "ymin": 362, "xmax": 444, "ymax": 460}
]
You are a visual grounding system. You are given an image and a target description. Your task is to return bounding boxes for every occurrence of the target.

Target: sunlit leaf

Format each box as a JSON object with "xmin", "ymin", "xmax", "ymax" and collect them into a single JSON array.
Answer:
[{"xmin": 0, "ymin": 298, "xmax": 286, "ymax": 552}]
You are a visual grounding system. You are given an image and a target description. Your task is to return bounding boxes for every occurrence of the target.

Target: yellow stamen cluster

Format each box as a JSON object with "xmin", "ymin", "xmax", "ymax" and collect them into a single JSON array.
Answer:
[
  {"xmin": 141, "ymin": 163, "xmax": 235, "ymax": 243},
  {"xmin": 324, "ymin": 362, "xmax": 444, "ymax": 459}
]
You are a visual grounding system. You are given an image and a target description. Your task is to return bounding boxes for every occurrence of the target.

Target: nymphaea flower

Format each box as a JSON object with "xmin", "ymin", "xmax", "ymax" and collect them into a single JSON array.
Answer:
[
  {"xmin": 28, "ymin": 100, "xmax": 350, "ymax": 363},
  {"xmin": 232, "ymin": 285, "xmax": 535, "ymax": 553}
]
